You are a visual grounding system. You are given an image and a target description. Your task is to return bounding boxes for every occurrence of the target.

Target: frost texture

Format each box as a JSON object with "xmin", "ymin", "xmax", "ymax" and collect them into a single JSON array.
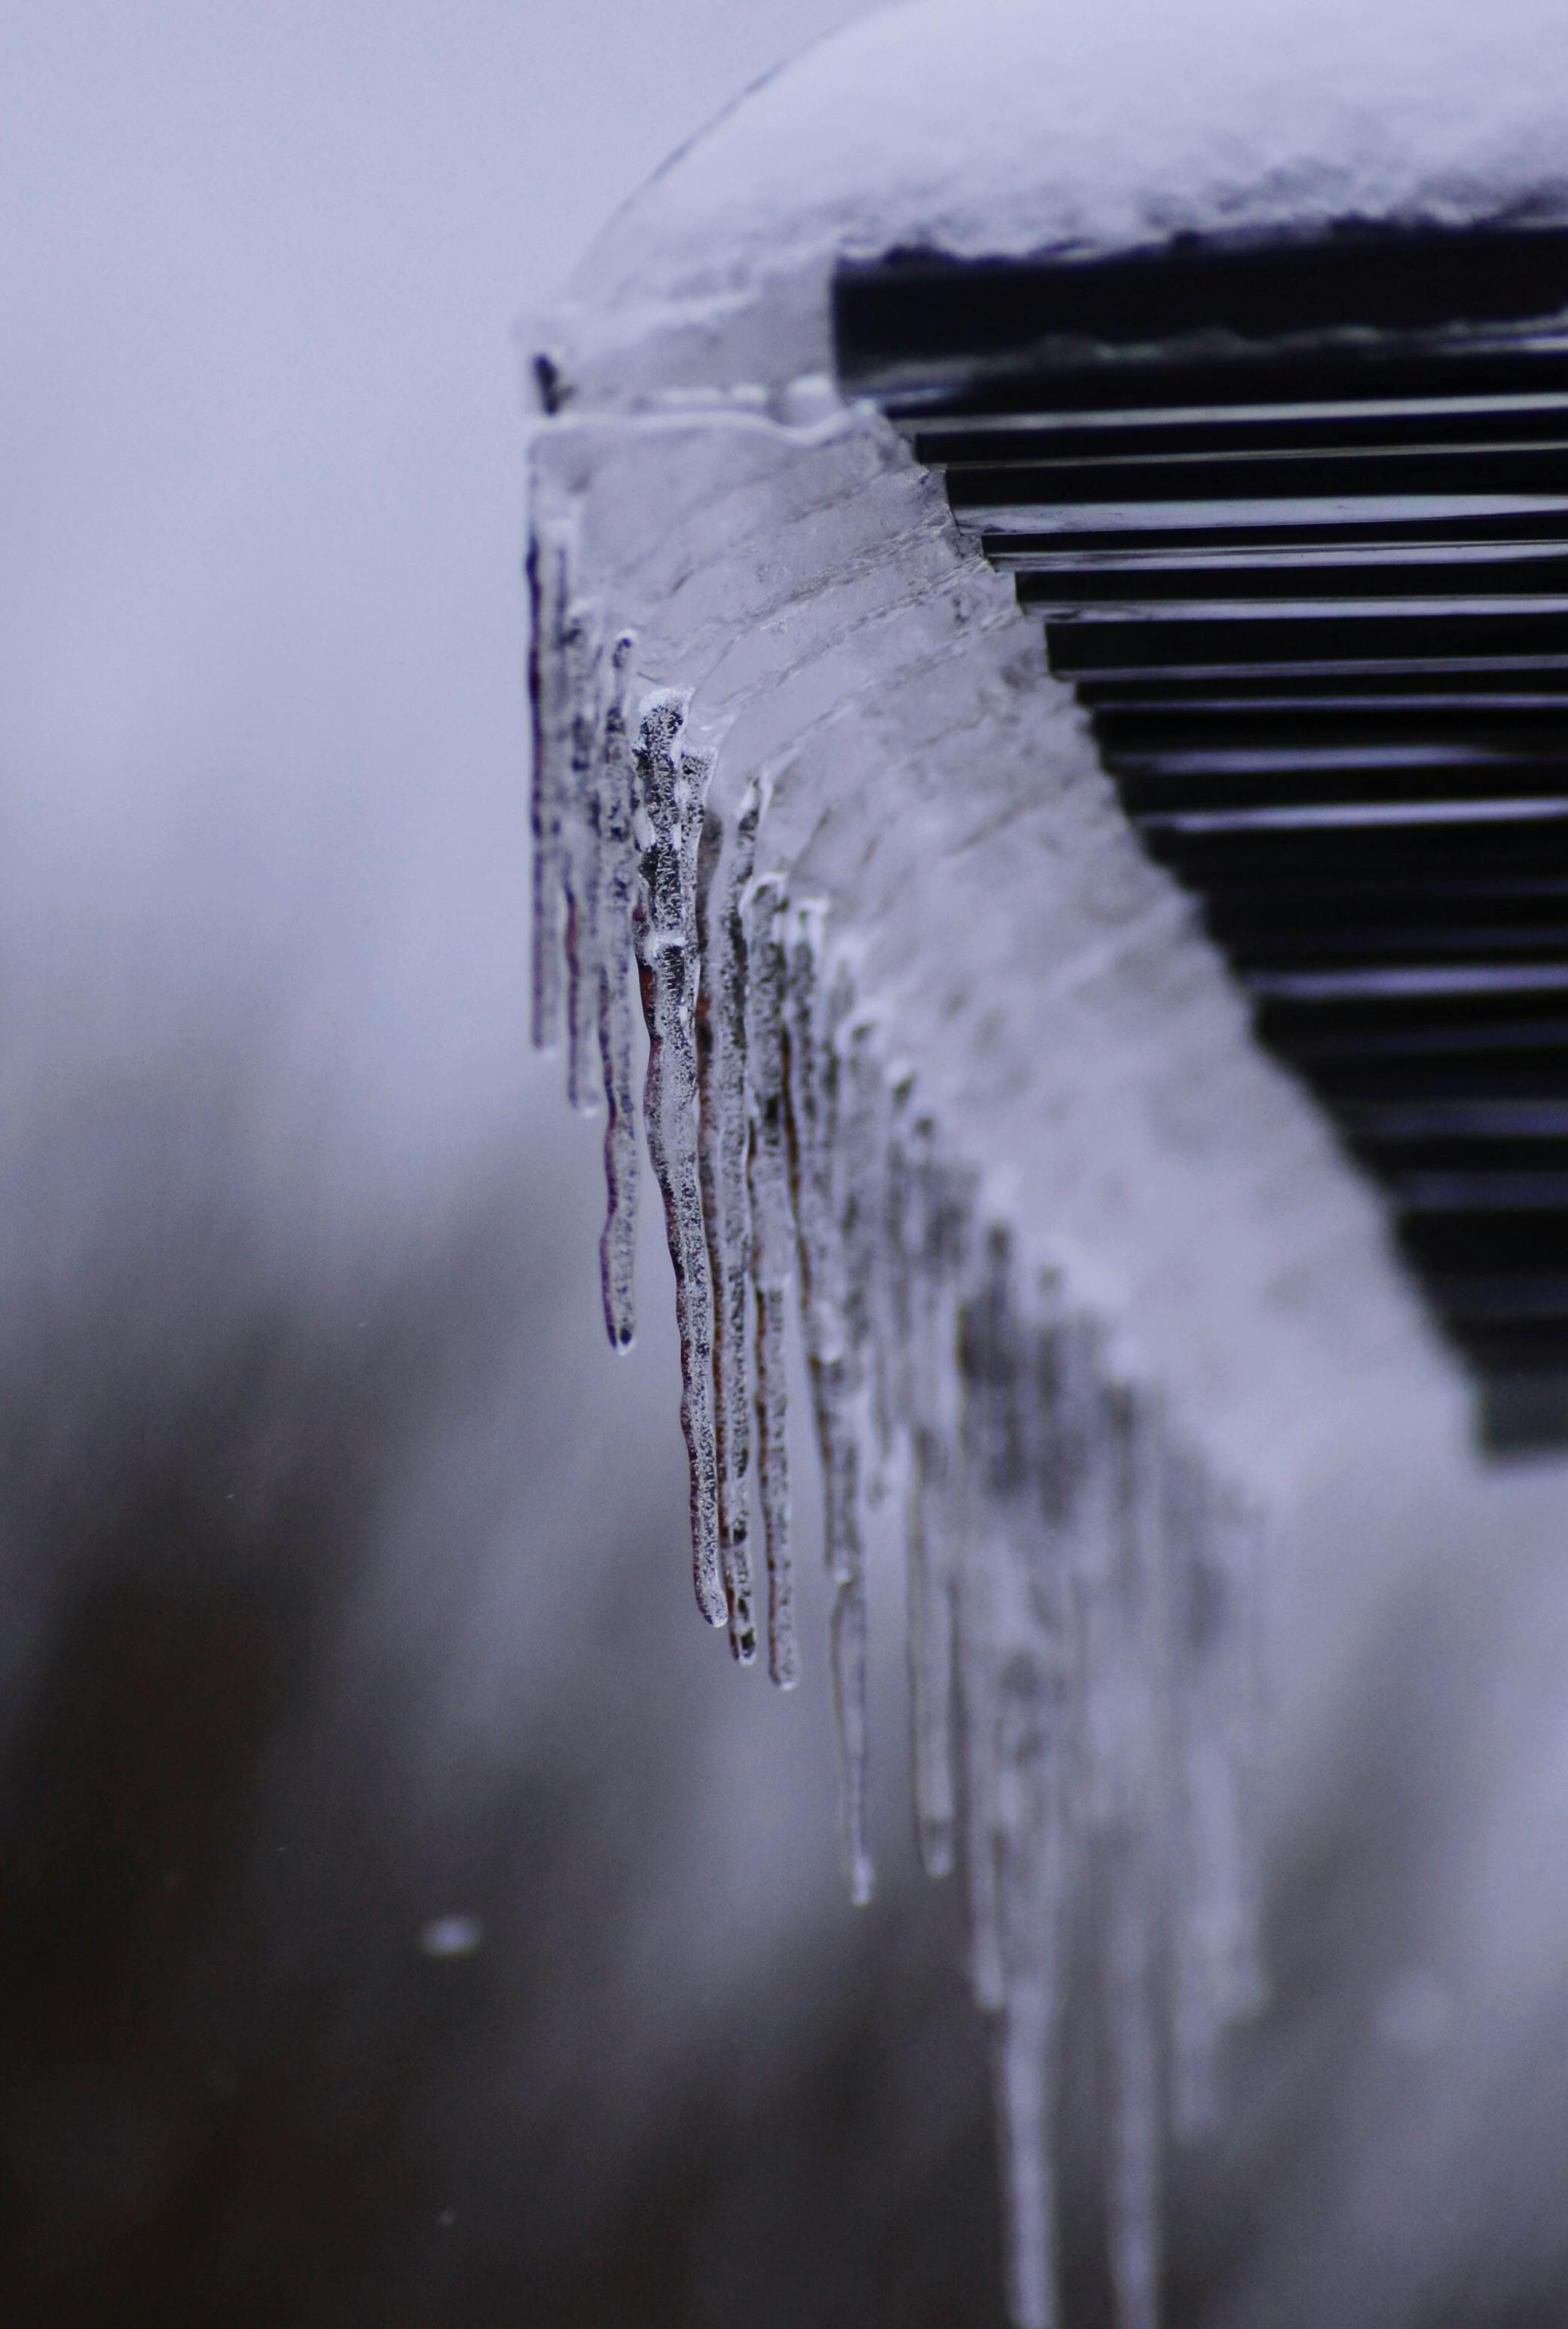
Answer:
[{"xmin": 530, "ymin": 531, "xmax": 1264, "ymax": 2329}]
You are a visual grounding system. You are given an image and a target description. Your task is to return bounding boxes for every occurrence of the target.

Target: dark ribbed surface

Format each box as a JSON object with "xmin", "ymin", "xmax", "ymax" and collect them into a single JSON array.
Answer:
[{"xmin": 835, "ymin": 228, "xmax": 1568, "ymax": 1448}]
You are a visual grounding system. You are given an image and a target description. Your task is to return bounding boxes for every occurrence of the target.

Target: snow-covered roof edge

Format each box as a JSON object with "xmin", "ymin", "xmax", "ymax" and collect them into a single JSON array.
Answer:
[{"xmin": 538, "ymin": 0, "xmax": 1567, "ymax": 409}]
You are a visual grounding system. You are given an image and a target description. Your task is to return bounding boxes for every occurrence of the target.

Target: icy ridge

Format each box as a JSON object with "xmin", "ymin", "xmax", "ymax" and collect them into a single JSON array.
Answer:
[
  {"xmin": 526, "ymin": 398, "xmax": 1456, "ymax": 1495},
  {"xmin": 530, "ymin": 525, "xmax": 1263, "ymax": 2329}
]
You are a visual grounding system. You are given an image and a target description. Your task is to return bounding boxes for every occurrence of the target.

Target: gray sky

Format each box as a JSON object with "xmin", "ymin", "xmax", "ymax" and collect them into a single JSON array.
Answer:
[{"xmin": 0, "ymin": 0, "xmax": 873, "ymax": 1210}]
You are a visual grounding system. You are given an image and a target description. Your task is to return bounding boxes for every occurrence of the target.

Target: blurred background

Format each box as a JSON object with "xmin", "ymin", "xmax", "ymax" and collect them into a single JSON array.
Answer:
[{"xmin": 0, "ymin": 5, "xmax": 1563, "ymax": 2323}]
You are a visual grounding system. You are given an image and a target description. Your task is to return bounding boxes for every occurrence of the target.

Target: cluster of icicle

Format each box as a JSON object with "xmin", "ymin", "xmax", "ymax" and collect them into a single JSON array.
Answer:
[{"xmin": 530, "ymin": 516, "xmax": 1264, "ymax": 2329}]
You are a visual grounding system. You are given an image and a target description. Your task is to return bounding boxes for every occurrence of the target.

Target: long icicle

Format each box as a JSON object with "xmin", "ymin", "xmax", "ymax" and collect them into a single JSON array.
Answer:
[
  {"xmin": 527, "ymin": 522, "xmax": 573, "ymax": 1052},
  {"xmin": 1165, "ymin": 1446, "xmax": 1229, "ymax": 2134},
  {"xmin": 995, "ymin": 1633, "xmax": 1072, "ymax": 2329},
  {"xmin": 1098, "ymin": 1385, "xmax": 1167, "ymax": 2329},
  {"xmin": 563, "ymin": 599, "xmax": 607, "ymax": 1113},
  {"xmin": 785, "ymin": 909, "xmax": 872, "ymax": 1903},
  {"xmin": 841, "ymin": 1016, "xmax": 891, "ymax": 1495},
  {"xmin": 1169, "ymin": 1478, "xmax": 1266, "ymax": 2129},
  {"xmin": 593, "ymin": 634, "xmax": 640, "ymax": 1351},
  {"xmin": 993, "ymin": 1286, "xmax": 1079, "ymax": 2329},
  {"xmin": 696, "ymin": 781, "xmax": 764, "ymax": 1663},
  {"xmin": 902, "ymin": 1128, "xmax": 968, "ymax": 1881},
  {"xmin": 744, "ymin": 874, "xmax": 798, "ymax": 1688},
  {"xmin": 631, "ymin": 694, "xmax": 724, "ymax": 1629}
]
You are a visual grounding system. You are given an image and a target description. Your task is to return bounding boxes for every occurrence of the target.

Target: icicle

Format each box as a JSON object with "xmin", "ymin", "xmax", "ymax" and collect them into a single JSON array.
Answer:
[
  {"xmin": 1221, "ymin": 1492, "xmax": 1267, "ymax": 2028},
  {"xmin": 784, "ymin": 906, "xmax": 851, "ymax": 1578},
  {"xmin": 831, "ymin": 1562, "xmax": 873, "ymax": 1905},
  {"xmin": 526, "ymin": 522, "xmax": 574, "ymax": 1052},
  {"xmin": 958, "ymin": 1229, "xmax": 1050, "ymax": 2018},
  {"xmin": 743, "ymin": 874, "xmax": 797, "ymax": 1688},
  {"xmin": 1167, "ymin": 1477, "xmax": 1266, "ymax": 2133},
  {"xmin": 830, "ymin": 989, "xmax": 882, "ymax": 1906},
  {"xmin": 696, "ymin": 779, "xmax": 764, "ymax": 1663},
  {"xmin": 900, "ymin": 1128, "xmax": 969, "ymax": 1882},
  {"xmin": 983, "ymin": 1281, "xmax": 1079, "ymax": 2327},
  {"xmin": 841, "ymin": 1017, "xmax": 892, "ymax": 1493},
  {"xmin": 631, "ymin": 694, "xmax": 724, "ymax": 1629},
  {"xmin": 882, "ymin": 1084, "xmax": 916, "ymax": 1451},
  {"xmin": 593, "ymin": 635, "xmax": 640, "ymax": 1351},
  {"xmin": 1096, "ymin": 1385, "xmax": 1168, "ymax": 2329},
  {"xmin": 955, "ymin": 1244, "xmax": 1080, "ymax": 2329},
  {"xmin": 1164, "ymin": 1447, "xmax": 1221, "ymax": 2132},
  {"xmin": 784, "ymin": 907, "xmax": 872, "ymax": 1902},
  {"xmin": 1104, "ymin": 1821, "xmax": 1163, "ymax": 2329},
  {"xmin": 906, "ymin": 1421, "xmax": 957, "ymax": 1878},
  {"xmin": 993, "ymin": 1635, "xmax": 1072, "ymax": 2329},
  {"xmin": 563, "ymin": 601, "xmax": 607, "ymax": 1112}
]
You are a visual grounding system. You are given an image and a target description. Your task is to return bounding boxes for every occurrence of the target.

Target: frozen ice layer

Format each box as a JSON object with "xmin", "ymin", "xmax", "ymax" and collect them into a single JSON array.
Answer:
[{"xmin": 524, "ymin": 2, "xmax": 1564, "ymax": 2321}]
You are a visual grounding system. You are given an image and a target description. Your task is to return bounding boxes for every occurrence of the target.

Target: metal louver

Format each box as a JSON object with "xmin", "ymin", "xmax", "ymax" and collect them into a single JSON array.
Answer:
[{"xmin": 834, "ymin": 227, "xmax": 1568, "ymax": 1449}]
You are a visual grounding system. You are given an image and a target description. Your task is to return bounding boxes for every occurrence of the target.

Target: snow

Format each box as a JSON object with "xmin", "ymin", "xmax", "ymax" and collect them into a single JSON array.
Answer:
[{"xmin": 543, "ymin": 0, "xmax": 1566, "ymax": 407}]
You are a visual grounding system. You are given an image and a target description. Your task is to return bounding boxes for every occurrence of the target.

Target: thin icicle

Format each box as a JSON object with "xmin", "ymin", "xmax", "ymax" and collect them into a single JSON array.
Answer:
[
  {"xmin": 1164, "ymin": 1446, "xmax": 1232, "ymax": 2134},
  {"xmin": 1225, "ymin": 1494, "xmax": 1268, "ymax": 2028},
  {"xmin": 961, "ymin": 1553, "xmax": 1004, "ymax": 2008},
  {"xmin": 958, "ymin": 1226, "xmax": 1024, "ymax": 2015},
  {"xmin": 631, "ymin": 695, "xmax": 724, "ymax": 1629},
  {"xmin": 784, "ymin": 904, "xmax": 853, "ymax": 1581},
  {"xmin": 696, "ymin": 779, "xmax": 763, "ymax": 1663},
  {"xmin": 831, "ymin": 1562, "xmax": 873, "ymax": 1906},
  {"xmin": 902, "ymin": 1130, "xmax": 969, "ymax": 1881},
  {"xmin": 831, "ymin": 988, "xmax": 881, "ymax": 1905},
  {"xmin": 785, "ymin": 909, "xmax": 871, "ymax": 1902},
  {"xmin": 840, "ymin": 1017, "xmax": 891, "ymax": 1493},
  {"xmin": 1096, "ymin": 1386, "xmax": 1168, "ymax": 2329},
  {"xmin": 563, "ymin": 600, "xmax": 607, "ymax": 1113},
  {"xmin": 994, "ymin": 1635, "xmax": 1073, "ymax": 2329},
  {"xmin": 594, "ymin": 635, "xmax": 640, "ymax": 1351},
  {"xmin": 744, "ymin": 874, "xmax": 797, "ymax": 1688},
  {"xmin": 882, "ymin": 1085, "xmax": 917, "ymax": 1449},
  {"xmin": 1184, "ymin": 1488, "xmax": 1267, "ymax": 2047},
  {"xmin": 990, "ymin": 1287, "xmax": 1081, "ymax": 2329},
  {"xmin": 527, "ymin": 522, "xmax": 573, "ymax": 1051},
  {"xmin": 1104, "ymin": 1826, "xmax": 1163, "ymax": 2329},
  {"xmin": 906, "ymin": 1424, "xmax": 957, "ymax": 1877}
]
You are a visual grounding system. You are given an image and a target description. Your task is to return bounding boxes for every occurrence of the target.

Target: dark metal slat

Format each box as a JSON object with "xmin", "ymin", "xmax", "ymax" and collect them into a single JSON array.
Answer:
[
  {"xmin": 952, "ymin": 445, "xmax": 1568, "ymax": 512},
  {"xmin": 835, "ymin": 234, "xmax": 1568, "ymax": 1439},
  {"xmin": 915, "ymin": 400, "xmax": 1568, "ymax": 468},
  {"xmin": 986, "ymin": 510, "xmax": 1568, "ymax": 559},
  {"xmin": 1019, "ymin": 554, "xmax": 1568, "ymax": 605},
  {"xmin": 1044, "ymin": 609, "xmax": 1568, "ymax": 678}
]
